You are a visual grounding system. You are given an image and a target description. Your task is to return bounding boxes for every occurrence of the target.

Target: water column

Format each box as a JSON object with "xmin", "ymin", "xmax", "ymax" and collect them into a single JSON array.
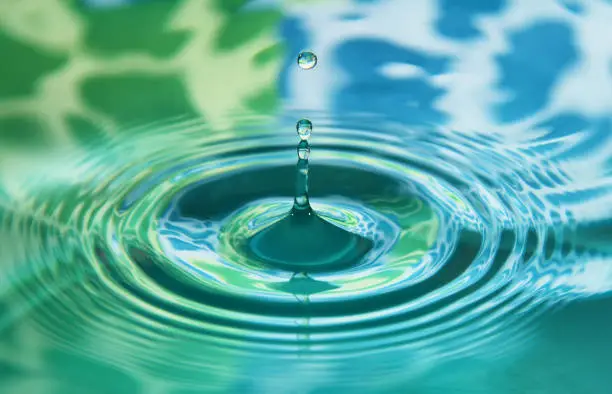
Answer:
[{"xmin": 293, "ymin": 119, "xmax": 312, "ymax": 212}]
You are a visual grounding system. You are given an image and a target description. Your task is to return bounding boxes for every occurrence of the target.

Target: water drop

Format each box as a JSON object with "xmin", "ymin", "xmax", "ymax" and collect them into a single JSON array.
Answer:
[
  {"xmin": 297, "ymin": 51, "xmax": 317, "ymax": 70},
  {"xmin": 296, "ymin": 119, "xmax": 312, "ymax": 140},
  {"xmin": 297, "ymin": 140, "xmax": 310, "ymax": 160}
]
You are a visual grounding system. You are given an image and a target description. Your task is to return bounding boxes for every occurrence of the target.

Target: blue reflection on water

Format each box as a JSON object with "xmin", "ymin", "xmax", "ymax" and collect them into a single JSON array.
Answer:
[
  {"xmin": 333, "ymin": 39, "xmax": 450, "ymax": 126},
  {"xmin": 534, "ymin": 114, "xmax": 611, "ymax": 159},
  {"xmin": 495, "ymin": 22, "xmax": 579, "ymax": 122}
]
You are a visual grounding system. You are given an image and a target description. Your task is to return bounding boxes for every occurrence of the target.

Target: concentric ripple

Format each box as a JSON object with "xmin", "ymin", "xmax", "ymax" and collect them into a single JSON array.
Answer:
[{"xmin": 1, "ymin": 114, "xmax": 610, "ymax": 389}]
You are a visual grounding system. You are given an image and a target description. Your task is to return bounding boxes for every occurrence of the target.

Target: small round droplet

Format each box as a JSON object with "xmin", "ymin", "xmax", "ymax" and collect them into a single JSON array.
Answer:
[
  {"xmin": 297, "ymin": 140, "xmax": 310, "ymax": 160},
  {"xmin": 297, "ymin": 51, "xmax": 317, "ymax": 70},
  {"xmin": 296, "ymin": 119, "xmax": 312, "ymax": 140}
]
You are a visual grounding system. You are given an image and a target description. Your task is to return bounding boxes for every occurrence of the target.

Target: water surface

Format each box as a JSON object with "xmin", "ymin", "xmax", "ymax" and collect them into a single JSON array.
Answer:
[{"xmin": 1, "ymin": 1, "xmax": 612, "ymax": 393}]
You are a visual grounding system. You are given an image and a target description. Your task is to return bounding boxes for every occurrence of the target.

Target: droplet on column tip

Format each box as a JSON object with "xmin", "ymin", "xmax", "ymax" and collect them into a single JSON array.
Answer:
[{"xmin": 296, "ymin": 119, "xmax": 312, "ymax": 140}]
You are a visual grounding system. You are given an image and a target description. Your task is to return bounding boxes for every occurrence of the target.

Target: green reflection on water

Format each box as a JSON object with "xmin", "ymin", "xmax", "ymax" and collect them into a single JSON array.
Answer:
[
  {"xmin": 0, "ymin": 2, "xmax": 285, "ymax": 392},
  {"xmin": 0, "ymin": 0, "xmax": 284, "ymax": 155}
]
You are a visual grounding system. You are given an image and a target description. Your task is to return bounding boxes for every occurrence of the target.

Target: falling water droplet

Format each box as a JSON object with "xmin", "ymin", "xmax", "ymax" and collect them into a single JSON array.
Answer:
[
  {"xmin": 297, "ymin": 51, "xmax": 317, "ymax": 70},
  {"xmin": 297, "ymin": 140, "xmax": 310, "ymax": 160},
  {"xmin": 296, "ymin": 119, "xmax": 312, "ymax": 141}
]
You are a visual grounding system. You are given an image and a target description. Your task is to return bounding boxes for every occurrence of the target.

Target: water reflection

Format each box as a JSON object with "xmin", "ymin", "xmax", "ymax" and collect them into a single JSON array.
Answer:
[{"xmin": 334, "ymin": 39, "xmax": 450, "ymax": 126}]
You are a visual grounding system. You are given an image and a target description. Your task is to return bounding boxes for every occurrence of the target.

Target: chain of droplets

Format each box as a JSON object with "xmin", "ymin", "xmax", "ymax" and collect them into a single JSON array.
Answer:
[{"xmin": 293, "ymin": 51, "xmax": 317, "ymax": 211}]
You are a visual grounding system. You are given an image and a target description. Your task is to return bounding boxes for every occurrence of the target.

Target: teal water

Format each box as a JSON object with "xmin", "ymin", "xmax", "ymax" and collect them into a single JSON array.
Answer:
[
  {"xmin": 2, "ymin": 0, "xmax": 612, "ymax": 393},
  {"xmin": 2, "ymin": 114, "xmax": 611, "ymax": 393}
]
